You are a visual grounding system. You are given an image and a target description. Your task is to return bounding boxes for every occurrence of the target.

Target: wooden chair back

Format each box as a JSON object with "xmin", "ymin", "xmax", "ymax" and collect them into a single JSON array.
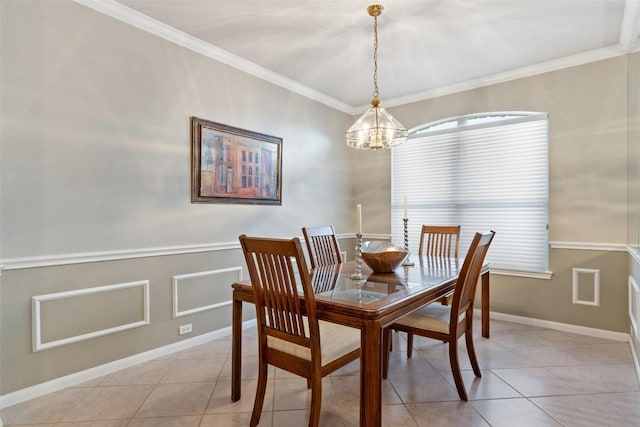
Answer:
[
  {"xmin": 449, "ymin": 231, "xmax": 495, "ymax": 326},
  {"xmin": 239, "ymin": 235, "xmax": 320, "ymax": 360},
  {"xmin": 418, "ymin": 225, "xmax": 461, "ymax": 257},
  {"xmin": 302, "ymin": 226, "xmax": 343, "ymax": 268},
  {"xmin": 240, "ymin": 235, "xmax": 361, "ymax": 426},
  {"xmin": 384, "ymin": 230, "xmax": 495, "ymax": 401}
]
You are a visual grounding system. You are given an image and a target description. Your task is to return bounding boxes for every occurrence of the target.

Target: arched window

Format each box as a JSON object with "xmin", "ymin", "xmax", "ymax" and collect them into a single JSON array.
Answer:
[{"xmin": 392, "ymin": 112, "xmax": 549, "ymax": 274}]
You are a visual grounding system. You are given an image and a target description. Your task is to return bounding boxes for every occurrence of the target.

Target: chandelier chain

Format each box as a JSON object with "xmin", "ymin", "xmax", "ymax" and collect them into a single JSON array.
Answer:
[{"xmin": 372, "ymin": 13, "xmax": 379, "ymax": 100}]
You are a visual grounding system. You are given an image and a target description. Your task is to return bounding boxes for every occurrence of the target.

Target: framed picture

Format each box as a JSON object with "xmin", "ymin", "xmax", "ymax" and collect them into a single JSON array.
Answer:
[{"xmin": 190, "ymin": 117, "xmax": 282, "ymax": 205}]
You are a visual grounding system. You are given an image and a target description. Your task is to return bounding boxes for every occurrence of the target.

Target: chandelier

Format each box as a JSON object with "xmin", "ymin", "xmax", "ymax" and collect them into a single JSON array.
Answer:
[{"xmin": 346, "ymin": 4, "xmax": 408, "ymax": 150}]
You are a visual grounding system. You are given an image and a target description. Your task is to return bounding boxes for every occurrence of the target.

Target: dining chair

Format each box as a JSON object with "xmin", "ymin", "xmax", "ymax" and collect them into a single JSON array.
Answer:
[
  {"xmin": 418, "ymin": 225, "xmax": 461, "ymax": 258},
  {"xmin": 302, "ymin": 225, "xmax": 343, "ymax": 268},
  {"xmin": 399, "ymin": 225, "xmax": 462, "ymax": 356},
  {"xmin": 239, "ymin": 234, "xmax": 361, "ymax": 427},
  {"xmin": 383, "ymin": 230, "xmax": 495, "ymax": 401}
]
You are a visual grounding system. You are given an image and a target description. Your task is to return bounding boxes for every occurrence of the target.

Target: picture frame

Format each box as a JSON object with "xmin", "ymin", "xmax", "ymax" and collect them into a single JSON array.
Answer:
[{"xmin": 190, "ymin": 117, "xmax": 282, "ymax": 205}]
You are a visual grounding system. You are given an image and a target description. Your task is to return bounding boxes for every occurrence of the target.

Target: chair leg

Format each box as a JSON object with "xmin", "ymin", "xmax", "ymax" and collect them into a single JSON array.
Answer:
[
  {"xmin": 250, "ymin": 359, "xmax": 269, "ymax": 426},
  {"xmin": 308, "ymin": 376, "xmax": 322, "ymax": 427},
  {"xmin": 465, "ymin": 329, "xmax": 482, "ymax": 378},
  {"xmin": 448, "ymin": 339, "xmax": 468, "ymax": 401},
  {"xmin": 406, "ymin": 332, "xmax": 414, "ymax": 358}
]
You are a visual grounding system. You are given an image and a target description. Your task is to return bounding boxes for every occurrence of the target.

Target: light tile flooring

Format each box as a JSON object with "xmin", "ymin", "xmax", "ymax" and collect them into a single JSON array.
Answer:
[{"xmin": 2, "ymin": 318, "xmax": 640, "ymax": 426}]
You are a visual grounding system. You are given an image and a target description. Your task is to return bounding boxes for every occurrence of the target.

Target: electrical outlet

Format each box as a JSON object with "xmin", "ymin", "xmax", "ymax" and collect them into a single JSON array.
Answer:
[{"xmin": 179, "ymin": 324, "xmax": 192, "ymax": 335}]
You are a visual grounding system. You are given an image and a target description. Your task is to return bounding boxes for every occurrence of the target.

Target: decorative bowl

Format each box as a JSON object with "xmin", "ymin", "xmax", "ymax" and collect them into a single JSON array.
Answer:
[{"xmin": 360, "ymin": 241, "xmax": 408, "ymax": 273}]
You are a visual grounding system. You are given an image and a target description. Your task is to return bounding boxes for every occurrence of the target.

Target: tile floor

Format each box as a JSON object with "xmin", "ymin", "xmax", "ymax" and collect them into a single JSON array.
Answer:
[{"xmin": 2, "ymin": 318, "xmax": 639, "ymax": 426}]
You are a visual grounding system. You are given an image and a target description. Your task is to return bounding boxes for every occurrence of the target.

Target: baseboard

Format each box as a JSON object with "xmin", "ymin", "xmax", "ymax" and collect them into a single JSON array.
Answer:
[
  {"xmin": 0, "ymin": 319, "xmax": 256, "ymax": 410},
  {"xmin": 477, "ymin": 309, "xmax": 629, "ymax": 341},
  {"xmin": 2, "ymin": 313, "xmax": 636, "ymax": 410}
]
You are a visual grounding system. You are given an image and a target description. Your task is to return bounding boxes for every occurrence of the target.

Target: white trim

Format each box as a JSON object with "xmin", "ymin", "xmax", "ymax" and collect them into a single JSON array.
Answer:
[
  {"xmin": 72, "ymin": 0, "xmax": 352, "ymax": 114},
  {"xmin": 638, "ymin": 286, "xmax": 640, "ymax": 340},
  {"xmin": 551, "ymin": 241, "xmax": 627, "ymax": 251},
  {"xmin": 360, "ymin": 233, "xmax": 392, "ymax": 240},
  {"xmin": 376, "ymin": 46, "xmax": 626, "ymax": 110},
  {"xmin": 1, "ymin": 242, "xmax": 240, "ymax": 271},
  {"xmin": 336, "ymin": 233, "xmax": 364, "ymax": 240},
  {"xmin": 630, "ymin": 276, "xmax": 640, "ymax": 339},
  {"xmin": 572, "ymin": 268, "xmax": 601, "ymax": 307},
  {"xmin": 72, "ymin": 2, "xmax": 632, "ymax": 116},
  {"xmin": 173, "ymin": 267, "xmax": 243, "ymax": 318},
  {"xmin": 491, "ymin": 269, "xmax": 553, "ymax": 280},
  {"xmin": 0, "ymin": 319, "xmax": 257, "ymax": 410},
  {"xmin": 409, "ymin": 112, "xmax": 548, "ymax": 137},
  {"xmin": 479, "ymin": 310, "xmax": 629, "ymax": 342},
  {"xmin": 0, "ymin": 238, "xmax": 629, "ymax": 273},
  {"xmin": 32, "ymin": 280, "xmax": 150, "ymax": 352},
  {"xmin": 629, "ymin": 245, "xmax": 640, "ymax": 265}
]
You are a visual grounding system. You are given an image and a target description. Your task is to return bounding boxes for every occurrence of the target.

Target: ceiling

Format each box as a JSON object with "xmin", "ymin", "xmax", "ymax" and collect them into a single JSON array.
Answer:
[{"xmin": 87, "ymin": 0, "xmax": 640, "ymax": 114}]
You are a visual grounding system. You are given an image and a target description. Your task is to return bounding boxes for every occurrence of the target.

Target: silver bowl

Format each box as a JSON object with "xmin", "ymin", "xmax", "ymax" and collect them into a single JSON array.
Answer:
[{"xmin": 360, "ymin": 241, "xmax": 408, "ymax": 273}]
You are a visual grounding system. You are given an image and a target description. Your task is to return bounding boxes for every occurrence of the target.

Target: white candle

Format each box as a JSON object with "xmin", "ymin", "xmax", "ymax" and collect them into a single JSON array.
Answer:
[
  {"xmin": 356, "ymin": 204, "xmax": 362, "ymax": 235},
  {"xmin": 403, "ymin": 196, "xmax": 408, "ymax": 219}
]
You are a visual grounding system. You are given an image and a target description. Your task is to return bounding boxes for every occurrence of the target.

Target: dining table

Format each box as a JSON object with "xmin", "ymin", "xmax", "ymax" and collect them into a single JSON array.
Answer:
[{"xmin": 230, "ymin": 256, "xmax": 490, "ymax": 427}]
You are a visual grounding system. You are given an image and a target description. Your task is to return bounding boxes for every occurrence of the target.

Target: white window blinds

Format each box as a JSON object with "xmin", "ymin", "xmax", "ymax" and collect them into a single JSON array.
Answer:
[{"xmin": 391, "ymin": 113, "xmax": 549, "ymax": 274}]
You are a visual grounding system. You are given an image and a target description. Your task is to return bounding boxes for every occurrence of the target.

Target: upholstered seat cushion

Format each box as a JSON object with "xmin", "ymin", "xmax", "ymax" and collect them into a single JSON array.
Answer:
[
  {"xmin": 267, "ymin": 319, "xmax": 360, "ymax": 365},
  {"xmin": 393, "ymin": 302, "xmax": 452, "ymax": 334}
]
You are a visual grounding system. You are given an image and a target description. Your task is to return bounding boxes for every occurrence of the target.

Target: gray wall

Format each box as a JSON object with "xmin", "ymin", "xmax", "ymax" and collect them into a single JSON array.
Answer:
[
  {"xmin": 0, "ymin": 1, "xmax": 354, "ymax": 394},
  {"xmin": 370, "ymin": 57, "xmax": 631, "ymax": 332}
]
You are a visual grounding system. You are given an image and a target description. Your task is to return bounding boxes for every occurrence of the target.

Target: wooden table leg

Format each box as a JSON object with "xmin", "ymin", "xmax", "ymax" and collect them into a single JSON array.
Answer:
[
  {"xmin": 231, "ymin": 292, "xmax": 242, "ymax": 401},
  {"xmin": 481, "ymin": 271, "xmax": 490, "ymax": 338},
  {"xmin": 360, "ymin": 320, "xmax": 382, "ymax": 427}
]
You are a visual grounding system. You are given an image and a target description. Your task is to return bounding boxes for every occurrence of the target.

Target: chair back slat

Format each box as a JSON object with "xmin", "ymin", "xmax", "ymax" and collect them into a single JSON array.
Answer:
[
  {"xmin": 450, "ymin": 231, "xmax": 495, "ymax": 326},
  {"xmin": 419, "ymin": 225, "xmax": 461, "ymax": 258},
  {"xmin": 240, "ymin": 235, "xmax": 318, "ymax": 350},
  {"xmin": 302, "ymin": 226, "xmax": 343, "ymax": 268},
  {"xmin": 311, "ymin": 264, "xmax": 342, "ymax": 293}
]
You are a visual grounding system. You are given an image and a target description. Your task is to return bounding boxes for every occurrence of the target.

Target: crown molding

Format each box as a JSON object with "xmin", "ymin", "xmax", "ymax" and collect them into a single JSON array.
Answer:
[
  {"xmin": 72, "ymin": 0, "xmax": 354, "ymax": 114},
  {"xmin": 379, "ymin": 46, "xmax": 627, "ymax": 110},
  {"xmin": 74, "ymin": 0, "xmax": 635, "ymax": 117}
]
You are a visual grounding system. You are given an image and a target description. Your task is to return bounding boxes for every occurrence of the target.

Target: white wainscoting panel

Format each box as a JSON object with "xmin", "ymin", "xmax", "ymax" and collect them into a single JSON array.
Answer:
[
  {"xmin": 172, "ymin": 267, "xmax": 242, "ymax": 318},
  {"xmin": 32, "ymin": 280, "xmax": 150, "ymax": 352},
  {"xmin": 572, "ymin": 268, "xmax": 600, "ymax": 306},
  {"xmin": 630, "ymin": 276, "xmax": 640, "ymax": 338}
]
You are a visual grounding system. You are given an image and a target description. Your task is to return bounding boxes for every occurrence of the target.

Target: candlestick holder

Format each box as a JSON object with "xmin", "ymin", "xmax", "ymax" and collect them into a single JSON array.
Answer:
[
  {"xmin": 402, "ymin": 218, "xmax": 415, "ymax": 266},
  {"xmin": 351, "ymin": 233, "xmax": 366, "ymax": 280}
]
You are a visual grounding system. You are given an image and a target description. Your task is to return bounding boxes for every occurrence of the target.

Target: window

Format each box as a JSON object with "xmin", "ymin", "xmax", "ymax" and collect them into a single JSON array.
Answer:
[{"xmin": 391, "ymin": 112, "xmax": 549, "ymax": 274}]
